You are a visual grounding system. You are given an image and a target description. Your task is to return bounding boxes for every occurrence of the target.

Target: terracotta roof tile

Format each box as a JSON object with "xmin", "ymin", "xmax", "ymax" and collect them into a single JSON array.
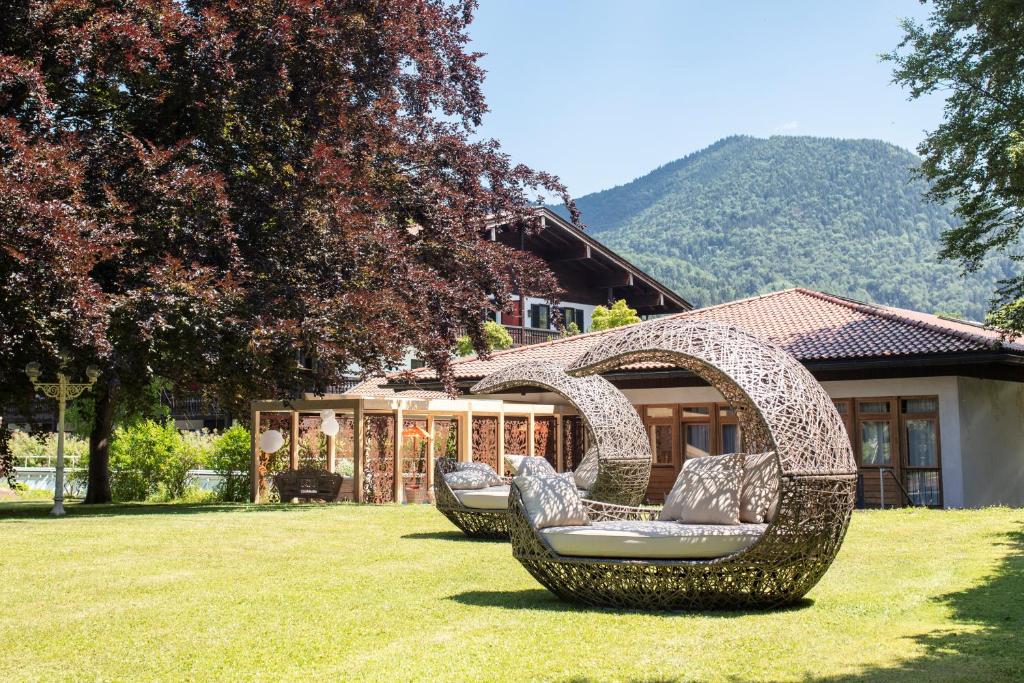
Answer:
[{"xmin": 386, "ymin": 288, "xmax": 1023, "ymax": 387}]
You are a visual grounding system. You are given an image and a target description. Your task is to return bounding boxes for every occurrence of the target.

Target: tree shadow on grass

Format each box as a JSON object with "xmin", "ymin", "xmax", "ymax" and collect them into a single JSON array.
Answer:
[
  {"xmin": 813, "ymin": 526, "xmax": 1024, "ymax": 682},
  {"xmin": 0, "ymin": 500, "xmax": 339, "ymax": 520},
  {"xmin": 450, "ymin": 588, "xmax": 814, "ymax": 616}
]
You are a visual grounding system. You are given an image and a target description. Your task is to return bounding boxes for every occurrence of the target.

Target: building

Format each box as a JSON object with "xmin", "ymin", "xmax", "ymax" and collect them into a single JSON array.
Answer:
[{"xmin": 364, "ymin": 288, "xmax": 1024, "ymax": 509}]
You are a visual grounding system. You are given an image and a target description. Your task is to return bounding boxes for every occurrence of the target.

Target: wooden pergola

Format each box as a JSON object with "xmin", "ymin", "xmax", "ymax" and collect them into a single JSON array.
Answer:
[{"xmin": 249, "ymin": 396, "xmax": 581, "ymax": 504}]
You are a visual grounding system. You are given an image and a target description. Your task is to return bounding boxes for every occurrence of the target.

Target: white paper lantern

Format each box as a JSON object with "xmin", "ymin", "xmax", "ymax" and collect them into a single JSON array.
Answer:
[
  {"xmin": 319, "ymin": 408, "xmax": 335, "ymax": 421},
  {"xmin": 259, "ymin": 429, "xmax": 285, "ymax": 453},
  {"xmin": 321, "ymin": 416, "xmax": 340, "ymax": 437}
]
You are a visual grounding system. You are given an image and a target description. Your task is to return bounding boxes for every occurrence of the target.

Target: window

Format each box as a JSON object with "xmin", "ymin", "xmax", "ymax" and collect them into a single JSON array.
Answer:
[
  {"xmin": 901, "ymin": 397, "xmax": 941, "ymax": 506},
  {"xmin": 643, "ymin": 405, "xmax": 677, "ymax": 467},
  {"xmin": 560, "ymin": 306, "xmax": 585, "ymax": 332},
  {"xmin": 529, "ymin": 303, "xmax": 550, "ymax": 329},
  {"xmin": 717, "ymin": 405, "xmax": 743, "ymax": 454},
  {"xmin": 685, "ymin": 423, "xmax": 711, "ymax": 458},
  {"xmin": 409, "ymin": 359, "xmax": 425, "ymax": 369},
  {"xmin": 859, "ymin": 421, "xmax": 893, "ymax": 465},
  {"xmin": 650, "ymin": 424, "xmax": 674, "ymax": 465}
]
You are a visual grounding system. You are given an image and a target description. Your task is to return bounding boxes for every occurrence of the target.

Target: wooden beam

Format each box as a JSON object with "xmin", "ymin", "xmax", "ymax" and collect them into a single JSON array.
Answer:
[
  {"xmin": 527, "ymin": 413, "xmax": 535, "ymax": 457},
  {"xmin": 600, "ymin": 272, "xmax": 634, "ymax": 288},
  {"xmin": 546, "ymin": 243, "xmax": 591, "ymax": 263},
  {"xmin": 353, "ymin": 403, "xmax": 364, "ymax": 503},
  {"xmin": 326, "ymin": 433, "xmax": 336, "ymax": 474},
  {"xmin": 555, "ymin": 414, "xmax": 563, "ymax": 472},
  {"xmin": 250, "ymin": 409, "xmax": 260, "ymax": 503},
  {"xmin": 426, "ymin": 415, "xmax": 435, "ymax": 501},
  {"xmin": 497, "ymin": 410, "xmax": 505, "ymax": 476},
  {"xmin": 394, "ymin": 406, "xmax": 404, "ymax": 504},
  {"xmin": 464, "ymin": 411, "xmax": 474, "ymax": 462},
  {"xmin": 288, "ymin": 411, "xmax": 299, "ymax": 471}
]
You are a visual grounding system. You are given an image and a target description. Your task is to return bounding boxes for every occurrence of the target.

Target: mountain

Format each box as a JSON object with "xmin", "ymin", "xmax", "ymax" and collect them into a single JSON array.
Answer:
[{"xmin": 555, "ymin": 136, "xmax": 1014, "ymax": 320}]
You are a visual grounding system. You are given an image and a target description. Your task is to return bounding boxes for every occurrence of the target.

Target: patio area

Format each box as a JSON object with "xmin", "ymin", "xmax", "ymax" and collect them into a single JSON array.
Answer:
[{"xmin": 1, "ymin": 502, "xmax": 1021, "ymax": 682}]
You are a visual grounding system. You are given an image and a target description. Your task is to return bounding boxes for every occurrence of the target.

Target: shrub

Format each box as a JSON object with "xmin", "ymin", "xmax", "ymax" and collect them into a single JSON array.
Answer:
[
  {"xmin": 109, "ymin": 420, "xmax": 201, "ymax": 502},
  {"xmin": 8, "ymin": 430, "xmax": 89, "ymax": 467},
  {"xmin": 590, "ymin": 299, "xmax": 641, "ymax": 331},
  {"xmin": 209, "ymin": 425, "xmax": 252, "ymax": 503},
  {"xmin": 455, "ymin": 320, "xmax": 513, "ymax": 356}
]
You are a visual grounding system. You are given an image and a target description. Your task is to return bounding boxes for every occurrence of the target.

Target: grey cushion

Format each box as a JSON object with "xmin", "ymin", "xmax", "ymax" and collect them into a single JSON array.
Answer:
[
  {"xmin": 740, "ymin": 451, "xmax": 780, "ymax": 523},
  {"xmin": 541, "ymin": 520, "xmax": 767, "ymax": 559},
  {"xmin": 660, "ymin": 453, "xmax": 744, "ymax": 525},
  {"xmin": 573, "ymin": 448, "xmax": 599, "ymax": 490},
  {"xmin": 444, "ymin": 467, "xmax": 502, "ymax": 490},
  {"xmin": 514, "ymin": 474, "xmax": 589, "ymax": 529},
  {"xmin": 454, "ymin": 485, "xmax": 510, "ymax": 510},
  {"xmin": 516, "ymin": 456, "xmax": 556, "ymax": 477}
]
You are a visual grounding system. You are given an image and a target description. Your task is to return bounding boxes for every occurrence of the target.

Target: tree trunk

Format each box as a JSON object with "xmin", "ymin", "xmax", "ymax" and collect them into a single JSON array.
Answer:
[{"xmin": 85, "ymin": 380, "xmax": 117, "ymax": 504}]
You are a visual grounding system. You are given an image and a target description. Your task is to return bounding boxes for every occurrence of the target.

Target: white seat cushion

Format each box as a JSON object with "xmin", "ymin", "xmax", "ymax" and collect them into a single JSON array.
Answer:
[
  {"xmin": 454, "ymin": 485, "xmax": 510, "ymax": 510},
  {"xmin": 541, "ymin": 520, "xmax": 767, "ymax": 559}
]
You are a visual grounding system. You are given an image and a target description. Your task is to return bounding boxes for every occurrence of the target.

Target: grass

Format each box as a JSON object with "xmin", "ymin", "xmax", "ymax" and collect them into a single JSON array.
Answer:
[{"xmin": 1, "ymin": 502, "xmax": 1021, "ymax": 682}]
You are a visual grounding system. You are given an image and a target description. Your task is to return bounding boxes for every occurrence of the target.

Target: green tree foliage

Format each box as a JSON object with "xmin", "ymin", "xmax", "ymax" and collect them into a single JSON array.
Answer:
[
  {"xmin": 209, "ymin": 424, "xmax": 252, "ymax": 503},
  {"xmin": 455, "ymin": 321, "xmax": 513, "ymax": 356},
  {"xmin": 556, "ymin": 136, "xmax": 1018, "ymax": 321},
  {"xmin": 885, "ymin": 0, "xmax": 1024, "ymax": 333},
  {"xmin": 591, "ymin": 300, "xmax": 641, "ymax": 331}
]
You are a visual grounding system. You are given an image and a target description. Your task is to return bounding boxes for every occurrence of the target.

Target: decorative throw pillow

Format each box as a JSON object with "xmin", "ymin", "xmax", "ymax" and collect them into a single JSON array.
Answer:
[
  {"xmin": 516, "ymin": 456, "xmax": 556, "ymax": 477},
  {"xmin": 660, "ymin": 453, "xmax": 744, "ymax": 525},
  {"xmin": 514, "ymin": 474, "xmax": 590, "ymax": 529},
  {"xmin": 455, "ymin": 461, "xmax": 497, "ymax": 475},
  {"xmin": 573, "ymin": 448, "xmax": 599, "ymax": 490},
  {"xmin": 504, "ymin": 454, "xmax": 527, "ymax": 475},
  {"xmin": 444, "ymin": 467, "xmax": 502, "ymax": 491},
  {"xmin": 740, "ymin": 451, "xmax": 780, "ymax": 523}
]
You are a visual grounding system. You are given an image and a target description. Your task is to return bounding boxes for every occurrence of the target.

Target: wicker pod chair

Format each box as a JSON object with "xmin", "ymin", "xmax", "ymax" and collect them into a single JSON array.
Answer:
[
  {"xmin": 432, "ymin": 361, "xmax": 652, "ymax": 539},
  {"xmin": 471, "ymin": 360, "xmax": 651, "ymax": 506},
  {"xmin": 432, "ymin": 457, "xmax": 513, "ymax": 539},
  {"xmin": 507, "ymin": 319, "xmax": 858, "ymax": 610}
]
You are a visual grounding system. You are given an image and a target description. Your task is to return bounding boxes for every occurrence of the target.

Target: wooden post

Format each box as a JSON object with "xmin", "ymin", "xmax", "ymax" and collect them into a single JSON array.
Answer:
[
  {"xmin": 527, "ymin": 412, "xmax": 535, "ymax": 457},
  {"xmin": 496, "ymin": 410, "xmax": 505, "ymax": 476},
  {"xmin": 353, "ymin": 403, "xmax": 365, "ymax": 503},
  {"xmin": 426, "ymin": 415, "xmax": 435, "ymax": 493},
  {"xmin": 556, "ymin": 414, "xmax": 564, "ymax": 472},
  {"xmin": 394, "ymin": 406, "xmax": 404, "ymax": 504},
  {"xmin": 326, "ymin": 433, "xmax": 336, "ymax": 473},
  {"xmin": 461, "ymin": 410, "xmax": 473, "ymax": 462},
  {"xmin": 289, "ymin": 410, "xmax": 299, "ymax": 471},
  {"xmin": 250, "ymin": 408, "xmax": 260, "ymax": 503}
]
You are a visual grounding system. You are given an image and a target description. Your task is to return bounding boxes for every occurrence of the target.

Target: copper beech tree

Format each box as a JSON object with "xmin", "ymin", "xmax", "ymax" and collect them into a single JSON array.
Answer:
[{"xmin": 0, "ymin": 1, "xmax": 578, "ymax": 500}]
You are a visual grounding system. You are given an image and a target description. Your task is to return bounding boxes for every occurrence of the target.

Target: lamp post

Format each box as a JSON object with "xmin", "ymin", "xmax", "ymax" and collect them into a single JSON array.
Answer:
[{"xmin": 25, "ymin": 362, "xmax": 100, "ymax": 516}]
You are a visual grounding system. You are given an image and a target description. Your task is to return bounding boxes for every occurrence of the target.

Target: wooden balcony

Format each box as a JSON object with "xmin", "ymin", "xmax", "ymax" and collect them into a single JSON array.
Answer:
[{"xmin": 504, "ymin": 325, "xmax": 560, "ymax": 347}]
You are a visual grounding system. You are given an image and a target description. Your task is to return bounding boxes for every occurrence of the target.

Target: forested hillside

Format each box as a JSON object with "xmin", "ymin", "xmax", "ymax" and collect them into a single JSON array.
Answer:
[{"xmin": 557, "ymin": 136, "xmax": 1014, "ymax": 320}]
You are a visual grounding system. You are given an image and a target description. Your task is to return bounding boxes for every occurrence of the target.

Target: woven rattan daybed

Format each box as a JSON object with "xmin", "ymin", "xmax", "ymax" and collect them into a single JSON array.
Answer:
[
  {"xmin": 432, "ymin": 361, "xmax": 652, "ymax": 539},
  {"xmin": 507, "ymin": 319, "xmax": 858, "ymax": 610}
]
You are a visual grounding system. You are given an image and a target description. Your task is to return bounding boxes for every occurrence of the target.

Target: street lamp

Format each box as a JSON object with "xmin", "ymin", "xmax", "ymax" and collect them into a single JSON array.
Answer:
[{"xmin": 25, "ymin": 362, "xmax": 100, "ymax": 516}]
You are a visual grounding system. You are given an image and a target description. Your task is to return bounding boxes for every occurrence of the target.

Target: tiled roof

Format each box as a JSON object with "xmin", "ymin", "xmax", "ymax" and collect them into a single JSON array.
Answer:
[
  {"xmin": 344, "ymin": 376, "xmax": 449, "ymax": 400},
  {"xmin": 388, "ymin": 288, "xmax": 1024, "ymax": 386}
]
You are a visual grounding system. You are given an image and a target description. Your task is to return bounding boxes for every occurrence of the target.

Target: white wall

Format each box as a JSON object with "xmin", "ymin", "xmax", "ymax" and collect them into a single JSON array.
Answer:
[
  {"xmin": 503, "ymin": 295, "xmax": 597, "ymax": 332},
  {"xmin": 957, "ymin": 377, "xmax": 1024, "ymax": 508}
]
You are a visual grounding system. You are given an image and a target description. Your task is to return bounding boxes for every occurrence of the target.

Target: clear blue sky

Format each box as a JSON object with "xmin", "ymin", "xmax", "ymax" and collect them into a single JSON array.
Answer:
[{"xmin": 468, "ymin": 0, "xmax": 944, "ymax": 198}]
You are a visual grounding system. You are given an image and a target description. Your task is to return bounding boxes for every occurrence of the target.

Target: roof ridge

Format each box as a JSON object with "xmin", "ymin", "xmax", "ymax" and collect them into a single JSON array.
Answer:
[{"xmin": 798, "ymin": 288, "xmax": 1002, "ymax": 351}]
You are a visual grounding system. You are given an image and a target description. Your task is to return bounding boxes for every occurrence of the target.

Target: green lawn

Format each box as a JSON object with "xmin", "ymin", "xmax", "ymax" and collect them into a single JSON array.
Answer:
[{"xmin": 1, "ymin": 502, "xmax": 1021, "ymax": 682}]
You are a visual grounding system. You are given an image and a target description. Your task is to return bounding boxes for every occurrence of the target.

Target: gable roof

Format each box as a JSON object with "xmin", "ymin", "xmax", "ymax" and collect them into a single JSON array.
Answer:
[{"xmin": 380, "ymin": 288, "xmax": 1024, "ymax": 391}]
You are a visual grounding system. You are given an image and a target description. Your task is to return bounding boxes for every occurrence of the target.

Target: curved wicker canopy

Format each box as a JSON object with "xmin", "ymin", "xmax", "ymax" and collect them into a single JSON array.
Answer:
[
  {"xmin": 567, "ymin": 319, "xmax": 856, "ymax": 478},
  {"xmin": 506, "ymin": 319, "xmax": 858, "ymax": 610},
  {"xmin": 471, "ymin": 360, "xmax": 652, "ymax": 505}
]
